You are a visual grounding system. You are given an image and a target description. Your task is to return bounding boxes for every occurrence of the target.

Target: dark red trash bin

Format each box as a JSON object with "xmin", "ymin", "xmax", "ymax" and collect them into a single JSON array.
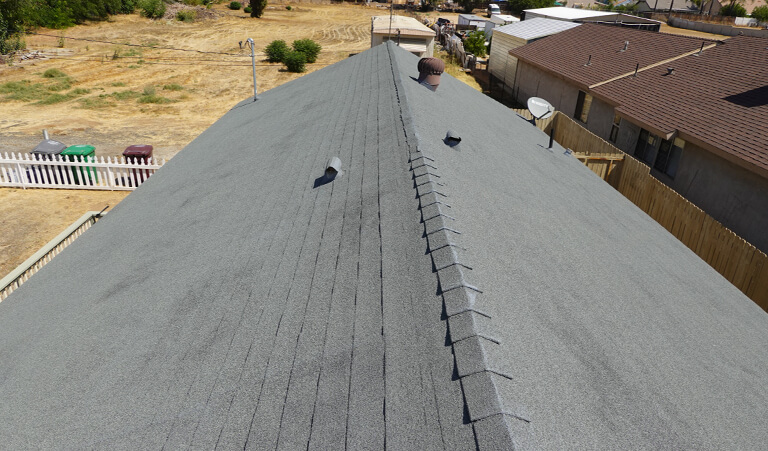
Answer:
[{"xmin": 122, "ymin": 145, "xmax": 153, "ymax": 187}]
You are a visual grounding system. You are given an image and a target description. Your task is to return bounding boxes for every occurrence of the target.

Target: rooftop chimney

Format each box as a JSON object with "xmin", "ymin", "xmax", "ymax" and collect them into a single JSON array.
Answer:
[{"xmin": 417, "ymin": 57, "xmax": 445, "ymax": 92}]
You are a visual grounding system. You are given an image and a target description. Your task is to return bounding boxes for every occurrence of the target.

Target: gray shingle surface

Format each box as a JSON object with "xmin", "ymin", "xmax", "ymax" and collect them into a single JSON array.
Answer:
[{"xmin": 0, "ymin": 41, "xmax": 767, "ymax": 450}]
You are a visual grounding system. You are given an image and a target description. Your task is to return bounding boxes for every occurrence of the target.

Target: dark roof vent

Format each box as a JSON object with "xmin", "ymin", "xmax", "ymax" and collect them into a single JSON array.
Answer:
[
  {"xmin": 417, "ymin": 57, "xmax": 445, "ymax": 92},
  {"xmin": 444, "ymin": 130, "xmax": 461, "ymax": 147},
  {"xmin": 325, "ymin": 157, "xmax": 342, "ymax": 179},
  {"xmin": 621, "ymin": 41, "xmax": 629, "ymax": 52},
  {"xmin": 666, "ymin": 67, "xmax": 675, "ymax": 75}
]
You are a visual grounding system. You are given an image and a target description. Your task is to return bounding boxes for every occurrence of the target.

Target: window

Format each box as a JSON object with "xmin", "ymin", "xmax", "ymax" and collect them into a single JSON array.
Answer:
[
  {"xmin": 634, "ymin": 129, "xmax": 658, "ymax": 164},
  {"xmin": 609, "ymin": 114, "xmax": 621, "ymax": 143},
  {"xmin": 574, "ymin": 91, "xmax": 593, "ymax": 123},
  {"xmin": 654, "ymin": 137, "xmax": 685, "ymax": 178}
]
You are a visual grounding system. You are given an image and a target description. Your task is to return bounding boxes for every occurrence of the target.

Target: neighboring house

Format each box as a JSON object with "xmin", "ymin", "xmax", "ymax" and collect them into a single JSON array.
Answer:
[
  {"xmin": 0, "ymin": 42, "xmax": 767, "ymax": 449},
  {"xmin": 371, "ymin": 15, "xmax": 436, "ymax": 57},
  {"xmin": 522, "ymin": 6, "xmax": 662, "ymax": 29},
  {"xmin": 636, "ymin": 0, "xmax": 699, "ymax": 13},
  {"xmin": 487, "ymin": 18, "xmax": 582, "ymax": 94},
  {"xmin": 510, "ymin": 25, "xmax": 768, "ymax": 253}
]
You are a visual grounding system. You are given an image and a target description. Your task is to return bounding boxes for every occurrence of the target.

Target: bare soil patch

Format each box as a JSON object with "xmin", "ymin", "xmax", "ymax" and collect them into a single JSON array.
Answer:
[
  {"xmin": 0, "ymin": 3, "xmax": 384, "ymax": 160},
  {"xmin": 0, "ymin": 189, "xmax": 130, "ymax": 278}
]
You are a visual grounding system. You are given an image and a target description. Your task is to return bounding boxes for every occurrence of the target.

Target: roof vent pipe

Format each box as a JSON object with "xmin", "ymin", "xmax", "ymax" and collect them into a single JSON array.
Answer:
[
  {"xmin": 621, "ymin": 41, "xmax": 629, "ymax": 52},
  {"xmin": 42, "ymin": 129, "xmax": 49, "ymax": 140},
  {"xmin": 667, "ymin": 67, "xmax": 675, "ymax": 75},
  {"xmin": 584, "ymin": 55, "xmax": 591, "ymax": 66},
  {"xmin": 697, "ymin": 42, "xmax": 705, "ymax": 55},
  {"xmin": 633, "ymin": 63, "xmax": 639, "ymax": 77},
  {"xmin": 417, "ymin": 57, "xmax": 445, "ymax": 92},
  {"xmin": 325, "ymin": 157, "xmax": 343, "ymax": 180}
]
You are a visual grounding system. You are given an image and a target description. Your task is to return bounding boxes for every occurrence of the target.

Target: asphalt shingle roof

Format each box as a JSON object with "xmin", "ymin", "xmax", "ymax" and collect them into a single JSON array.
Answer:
[
  {"xmin": 509, "ymin": 23, "xmax": 712, "ymax": 88},
  {"xmin": 0, "ymin": 42, "xmax": 767, "ymax": 449},
  {"xmin": 592, "ymin": 35, "xmax": 768, "ymax": 173}
]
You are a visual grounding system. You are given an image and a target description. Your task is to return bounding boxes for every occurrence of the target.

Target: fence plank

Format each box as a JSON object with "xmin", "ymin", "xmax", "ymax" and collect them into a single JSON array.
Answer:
[{"xmin": 546, "ymin": 111, "xmax": 768, "ymax": 311}]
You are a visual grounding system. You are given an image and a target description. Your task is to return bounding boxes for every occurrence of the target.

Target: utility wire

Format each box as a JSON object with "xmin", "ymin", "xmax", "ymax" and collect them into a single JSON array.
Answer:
[{"xmin": 28, "ymin": 32, "xmax": 248, "ymax": 57}]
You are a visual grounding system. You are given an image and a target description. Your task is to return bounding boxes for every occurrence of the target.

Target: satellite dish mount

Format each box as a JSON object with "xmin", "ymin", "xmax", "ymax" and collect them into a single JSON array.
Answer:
[{"xmin": 527, "ymin": 97, "xmax": 556, "ymax": 149}]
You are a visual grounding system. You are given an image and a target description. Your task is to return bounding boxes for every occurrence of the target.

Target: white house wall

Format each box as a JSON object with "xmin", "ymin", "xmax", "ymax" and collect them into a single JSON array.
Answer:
[{"xmin": 488, "ymin": 34, "xmax": 527, "ymax": 94}]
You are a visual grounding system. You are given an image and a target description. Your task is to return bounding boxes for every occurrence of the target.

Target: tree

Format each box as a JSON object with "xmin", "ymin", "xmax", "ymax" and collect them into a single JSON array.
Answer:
[
  {"xmin": 463, "ymin": 30, "xmax": 486, "ymax": 57},
  {"xmin": 720, "ymin": 0, "xmax": 747, "ymax": 16},
  {"xmin": 506, "ymin": 0, "xmax": 556, "ymax": 15},
  {"xmin": 292, "ymin": 38, "xmax": 321, "ymax": 63},
  {"xmin": 751, "ymin": 4, "xmax": 768, "ymax": 22},
  {"xmin": 265, "ymin": 40, "xmax": 289, "ymax": 63},
  {"xmin": 250, "ymin": 0, "xmax": 267, "ymax": 18}
]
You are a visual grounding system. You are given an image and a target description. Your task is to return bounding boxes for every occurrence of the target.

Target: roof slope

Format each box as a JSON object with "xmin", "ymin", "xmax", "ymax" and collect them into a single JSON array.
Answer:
[
  {"xmin": 494, "ymin": 17, "xmax": 581, "ymax": 41},
  {"xmin": 372, "ymin": 15, "xmax": 435, "ymax": 37},
  {"xmin": 592, "ymin": 35, "xmax": 768, "ymax": 174},
  {"xmin": 509, "ymin": 23, "xmax": 712, "ymax": 88},
  {"xmin": 1, "ymin": 42, "xmax": 767, "ymax": 449}
]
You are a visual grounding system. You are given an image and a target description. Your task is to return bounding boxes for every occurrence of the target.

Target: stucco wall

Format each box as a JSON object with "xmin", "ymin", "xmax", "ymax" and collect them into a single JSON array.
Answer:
[
  {"xmin": 513, "ymin": 62, "xmax": 580, "ymax": 116},
  {"xmin": 657, "ymin": 144, "xmax": 768, "ymax": 254}
]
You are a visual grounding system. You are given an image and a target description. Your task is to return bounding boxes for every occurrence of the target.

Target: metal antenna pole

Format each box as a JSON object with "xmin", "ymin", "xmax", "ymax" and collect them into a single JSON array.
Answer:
[{"xmin": 247, "ymin": 38, "xmax": 258, "ymax": 101}]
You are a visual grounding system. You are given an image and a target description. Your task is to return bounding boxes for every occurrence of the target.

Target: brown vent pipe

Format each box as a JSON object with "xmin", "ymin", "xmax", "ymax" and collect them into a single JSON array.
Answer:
[{"xmin": 417, "ymin": 57, "xmax": 445, "ymax": 92}]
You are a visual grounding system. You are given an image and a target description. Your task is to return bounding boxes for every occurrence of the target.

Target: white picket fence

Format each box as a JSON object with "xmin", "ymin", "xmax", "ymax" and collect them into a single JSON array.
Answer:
[{"xmin": 0, "ymin": 152, "xmax": 165, "ymax": 190}]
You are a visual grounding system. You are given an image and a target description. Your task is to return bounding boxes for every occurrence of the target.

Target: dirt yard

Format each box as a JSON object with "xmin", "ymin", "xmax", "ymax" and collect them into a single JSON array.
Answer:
[{"xmin": 0, "ymin": 2, "xmax": 388, "ymax": 160}]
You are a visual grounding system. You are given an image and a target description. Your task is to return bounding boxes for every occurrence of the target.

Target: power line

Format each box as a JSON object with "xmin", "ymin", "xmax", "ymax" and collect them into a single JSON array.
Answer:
[{"xmin": 28, "ymin": 32, "xmax": 249, "ymax": 57}]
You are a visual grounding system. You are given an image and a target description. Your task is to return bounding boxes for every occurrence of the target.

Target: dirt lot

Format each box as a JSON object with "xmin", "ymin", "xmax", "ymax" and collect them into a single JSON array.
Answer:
[
  {"xmin": 0, "ymin": 2, "xmax": 389, "ymax": 160},
  {"xmin": 0, "ymin": 189, "xmax": 130, "ymax": 278}
]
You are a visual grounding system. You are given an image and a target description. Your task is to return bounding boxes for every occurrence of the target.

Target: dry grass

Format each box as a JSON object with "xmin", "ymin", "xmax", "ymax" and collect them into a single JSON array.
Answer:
[{"xmin": 0, "ymin": 3, "xmax": 385, "ymax": 160}]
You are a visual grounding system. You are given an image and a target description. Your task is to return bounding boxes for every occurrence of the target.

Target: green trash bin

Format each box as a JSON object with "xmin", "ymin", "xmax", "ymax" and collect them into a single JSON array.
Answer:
[{"xmin": 61, "ymin": 145, "xmax": 98, "ymax": 185}]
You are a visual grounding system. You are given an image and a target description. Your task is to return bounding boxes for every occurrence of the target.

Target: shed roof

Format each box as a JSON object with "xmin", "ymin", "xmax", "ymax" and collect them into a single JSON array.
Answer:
[
  {"xmin": 523, "ymin": 6, "xmax": 618, "ymax": 19},
  {"xmin": 0, "ymin": 42, "xmax": 767, "ymax": 449},
  {"xmin": 637, "ymin": 0, "xmax": 698, "ymax": 10},
  {"xmin": 509, "ymin": 23, "xmax": 713, "ymax": 88},
  {"xmin": 591, "ymin": 35, "xmax": 768, "ymax": 175},
  {"xmin": 494, "ymin": 17, "xmax": 581, "ymax": 41},
  {"xmin": 372, "ymin": 15, "xmax": 435, "ymax": 37}
]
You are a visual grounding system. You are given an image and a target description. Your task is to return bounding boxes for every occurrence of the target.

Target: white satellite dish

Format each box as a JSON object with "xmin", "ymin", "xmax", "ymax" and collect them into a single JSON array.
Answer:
[{"xmin": 527, "ymin": 97, "xmax": 554, "ymax": 120}]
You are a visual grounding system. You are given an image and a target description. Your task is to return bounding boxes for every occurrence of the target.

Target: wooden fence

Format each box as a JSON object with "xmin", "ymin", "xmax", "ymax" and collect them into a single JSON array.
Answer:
[
  {"xmin": 0, "ymin": 210, "xmax": 103, "ymax": 301},
  {"xmin": 535, "ymin": 111, "xmax": 768, "ymax": 309},
  {"xmin": 0, "ymin": 152, "xmax": 165, "ymax": 191}
]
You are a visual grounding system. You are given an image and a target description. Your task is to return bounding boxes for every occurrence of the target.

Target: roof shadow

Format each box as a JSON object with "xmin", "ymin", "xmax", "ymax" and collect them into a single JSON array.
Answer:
[{"xmin": 723, "ymin": 85, "xmax": 768, "ymax": 108}]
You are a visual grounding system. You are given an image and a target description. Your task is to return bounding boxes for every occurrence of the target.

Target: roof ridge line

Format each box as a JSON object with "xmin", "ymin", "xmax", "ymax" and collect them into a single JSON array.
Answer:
[{"xmin": 388, "ymin": 43, "xmax": 531, "ymax": 448}]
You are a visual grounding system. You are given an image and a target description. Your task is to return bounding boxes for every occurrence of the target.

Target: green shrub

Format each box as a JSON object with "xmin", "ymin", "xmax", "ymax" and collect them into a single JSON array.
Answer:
[
  {"xmin": 251, "ymin": 0, "xmax": 267, "ymax": 17},
  {"xmin": 720, "ymin": 2, "xmax": 747, "ymax": 16},
  {"xmin": 752, "ymin": 5, "xmax": 768, "ymax": 22},
  {"xmin": 244, "ymin": 6, "xmax": 252, "ymax": 12},
  {"xmin": 111, "ymin": 90, "xmax": 140, "ymax": 100},
  {"xmin": 163, "ymin": 83, "xmax": 184, "ymax": 91},
  {"xmin": 183, "ymin": 0, "xmax": 203, "ymax": 5},
  {"xmin": 292, "ymin": 39, "xmax": 321, "ymax": 63},
  {"xmin": 285, "ymin": 5, "xmax": 291, "ymax": 9},
  {"xmin": 283, "ymin": 50, "xmax": 306, "ymax": 72},
  {"xmin": 463, "ymin": 30, "xmax": 487, "ymax": 58},
  {"xmin": 265, "ymin": 40, "xmax": 289, "ymax": 63},
  {"xmin": 43, "ymin": 68, "xmax": 67, "ymax": 78},
  {"xmin": 228, "ymin": 1, "xmax": 242, "ymax": 9},
  {"xmin": 140, "ymin": 0, "xmax": 166, "ymax": 18},
  {"xmin": 176, "ymin": 10, "xmax": 196, "ymax": 22}
]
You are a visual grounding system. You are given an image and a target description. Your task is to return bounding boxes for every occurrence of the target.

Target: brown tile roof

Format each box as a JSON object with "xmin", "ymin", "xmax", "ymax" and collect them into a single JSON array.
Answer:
[
  {"xmin": 509, "ymin": 23, "xmax": 713, "ymax": 89},
  {"xmin": 592, "ymin": 36, "xmax": 768, "ymax": 174}
]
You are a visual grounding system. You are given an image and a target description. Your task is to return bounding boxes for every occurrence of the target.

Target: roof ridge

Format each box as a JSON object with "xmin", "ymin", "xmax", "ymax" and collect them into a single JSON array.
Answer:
[{"xmin": 386, "ymin": 42, "xmax": 533, "ymax": 450}]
